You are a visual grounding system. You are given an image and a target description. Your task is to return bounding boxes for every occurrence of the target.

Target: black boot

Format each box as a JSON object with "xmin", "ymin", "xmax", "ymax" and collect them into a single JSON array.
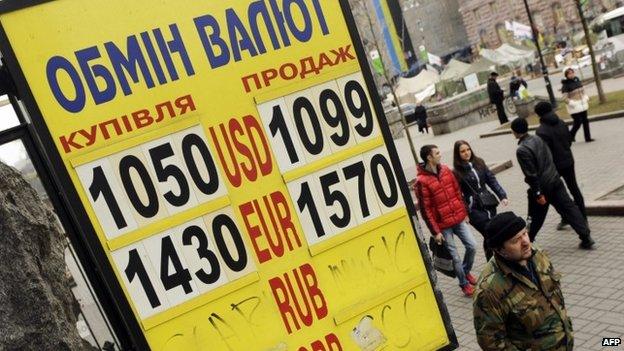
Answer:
[{"xmin": 579, "ymin": 236, "xmax": 595, "ymax": 250}]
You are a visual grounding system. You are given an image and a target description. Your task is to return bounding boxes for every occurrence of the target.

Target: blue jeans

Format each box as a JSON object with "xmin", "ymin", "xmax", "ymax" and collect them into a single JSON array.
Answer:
[{"xmin": 441, "ymin": 221, "xmax": 477, "ymax": 287}]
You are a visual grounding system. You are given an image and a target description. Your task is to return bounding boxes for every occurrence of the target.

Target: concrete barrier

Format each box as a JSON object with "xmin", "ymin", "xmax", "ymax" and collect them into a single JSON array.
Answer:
[{"xmin": 479, "ymin": 109, "xmax": 624, "ymax": 139}]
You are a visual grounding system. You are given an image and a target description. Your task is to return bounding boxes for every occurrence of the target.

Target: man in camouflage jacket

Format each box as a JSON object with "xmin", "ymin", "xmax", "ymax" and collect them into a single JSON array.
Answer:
[{"xmin": 473, "ymin": 212, "xmax": 573, "ymax": 350}]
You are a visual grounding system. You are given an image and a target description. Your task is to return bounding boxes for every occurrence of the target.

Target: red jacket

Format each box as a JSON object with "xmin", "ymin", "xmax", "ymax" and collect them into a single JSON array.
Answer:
[{"xmin": 415, "ymin": 163, "xmax": 467, "ymax": 235}]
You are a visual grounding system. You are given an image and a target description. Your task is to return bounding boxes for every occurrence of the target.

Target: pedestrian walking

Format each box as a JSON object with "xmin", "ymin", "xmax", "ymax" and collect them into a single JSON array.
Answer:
[
  {"xmin": 510, "ymin": 118, "xmax": 595, "ymax": 249},
  {"xmin": 414, "ymin": 103, "xmax": 429, "ymax": 134},
  {"xmin": 473, "ymin": 212, "xmax": 574, "ymax": 351},
  {"xmin": 535, "ymin": 101, "xmax": 587, "ymax": 231},
  {"xmin": 453, "ymin": 140, "xmax": 509, "ymax": 261},
  {"xmin": 561, "ymin": 67, "xmax": 594, "ymax": 142},
  {"xmin": 487, "ymin": 72, "xmax": 509, "ymax": 124},
  {"xmin": 415, "ymin": 145, "xmax": 478, "ymax": 296}
]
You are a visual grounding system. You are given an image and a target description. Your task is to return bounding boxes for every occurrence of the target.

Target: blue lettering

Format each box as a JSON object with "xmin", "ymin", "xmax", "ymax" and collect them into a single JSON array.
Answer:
[
  {"xmin": 75, "ymin": 46, "xmax": 116, "ymax": 106},
  {"xmin": 153, "ymin": 24, "xmax": 195, "ymax": 81},
  {"xmin": 105, "ymin": 36, "xmax": 155, "ymax": 96},
  {"xmin": 194, "ymin": 15, "xmax": 231, "ymax": 69},
  {"xmin": 225, "ymin": 8, "xmax": 258, "ymax": 61},
  {"xmin": 46, "ymin": 56, "xmax": 86, "ymax": 113},
  {"xmin": 248, "ymin": 0, "xmax": 281, "ymax": 53},
  {"xmin": 283, "ymin": 0, "xmax": 312, "ymax": 42},
  {"xmin": 140, "ymin": 31, "xmax": 167, "ymax": 85},
  {"xmin": 268, "ymin": 0, "xmax": 291, "ymax": 47},
  {"xmin": 311, "ymin": 0, "xmax": 329, "ymax": 35}
]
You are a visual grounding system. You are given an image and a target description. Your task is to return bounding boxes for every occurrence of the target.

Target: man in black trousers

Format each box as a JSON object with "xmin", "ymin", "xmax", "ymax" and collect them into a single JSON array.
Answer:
[
  {"xmin": 535, "ymin": 101, "xmax": 587, "ymax": 230},
  {"xmin": 487, "ymin": 72, "xmax": 509, "ymax": 124},
  {"xmin": 511, "ymin": 118, "xmax": 595, "ymax": 249}
]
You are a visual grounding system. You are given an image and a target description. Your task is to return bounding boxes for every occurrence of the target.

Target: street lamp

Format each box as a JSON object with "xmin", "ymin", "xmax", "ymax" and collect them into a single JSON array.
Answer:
[{"xmin": 522, "ymin": 0, "xmax": 557, "ymax": 108}]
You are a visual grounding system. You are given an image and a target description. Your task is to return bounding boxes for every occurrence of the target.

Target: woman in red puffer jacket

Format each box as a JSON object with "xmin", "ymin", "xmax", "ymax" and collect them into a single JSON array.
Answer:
[{"xmin": 415, "ymin": 145, "xmax": 477, "ymax": 296}]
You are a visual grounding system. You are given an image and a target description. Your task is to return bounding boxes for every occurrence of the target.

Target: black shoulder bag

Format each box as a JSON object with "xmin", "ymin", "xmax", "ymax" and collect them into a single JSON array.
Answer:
[
  {"xmin": 428, "ymin": 237, "xmax": 456, "ymax": 278},
  {"xmin": 463, "ymin": 177, "xmax": 499, "ymax": 208}
]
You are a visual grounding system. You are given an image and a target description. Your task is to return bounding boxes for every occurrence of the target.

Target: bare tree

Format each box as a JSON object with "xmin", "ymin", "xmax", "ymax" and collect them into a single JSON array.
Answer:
[
  {"xmin": 575, "ymin": 0, "xmax": 607, "ymax": 104},
  {"xmin": 349, "ymin": 0, "xmax": 420, "ymax": 163}
]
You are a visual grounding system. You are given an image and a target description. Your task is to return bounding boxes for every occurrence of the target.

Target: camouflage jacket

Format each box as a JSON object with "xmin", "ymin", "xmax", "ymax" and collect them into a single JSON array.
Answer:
[{"xmin": 473, "ymin": 248, "xmax": 573, "ymax": 351}]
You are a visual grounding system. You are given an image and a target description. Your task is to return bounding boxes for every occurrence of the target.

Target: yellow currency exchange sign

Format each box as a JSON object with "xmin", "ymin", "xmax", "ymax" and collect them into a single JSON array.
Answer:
[{"xmin": 0, "ymin": 0, "xmax": 454, "ymax": 349}]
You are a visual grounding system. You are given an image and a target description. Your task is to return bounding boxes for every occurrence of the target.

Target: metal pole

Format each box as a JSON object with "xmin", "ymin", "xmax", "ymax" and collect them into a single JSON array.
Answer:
[
  {"xmin": 522, "ymin": 0, "xmax": 557, "ymax": 107},
  {"xmin": 574, "ymin": 0, "xmax": 607, "ymax": 104}
]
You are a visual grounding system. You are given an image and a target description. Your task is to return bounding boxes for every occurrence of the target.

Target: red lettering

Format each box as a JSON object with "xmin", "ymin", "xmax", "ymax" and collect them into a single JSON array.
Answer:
[
  {"xmin": 242, "ymin": 114, "xmax": 273, "ymax": 177},
  {"xmin": 261, "ymin": 68, "xmax": 278, "ymax": 87},
  {"xmin": 269, "ymin": 275, "xmax": 300, "ymax": 334},
  {"xmin": 311, "ymin": 340, "xmax": 326, "ymax": 351},
  {"xmin": 317, "ymin": 53, "xmax": 333, "ymax": 70},
  {"xmin": 238, "ymin": 191, "xmax": 299, "ymax": 264},
  {"xmin": 174, "ymin": 95, "xmax": 196, "ymax": 114},
  {"xmin": 286, "ymin": 265, "xmax": 313, "ymax": 329},
  {"xmin": 210, "ymin": 116, "xmax": 273, "ymax": 187},
  {"xmin": 59, "ymin": 132, "xmax": 83, "ymax": 153},
  {"xmin": 298, "ymin": 334, "xmax": 343, "ymax": 351},
  {"xmin": 239, "ymin": 201, "xmax": 271, "ymax": 264},
  {"xmin": 132, "ymin": 109, "xmax": 154, "ymax": 129},
  {"xmin": 209, "ymin": 123, "xmax": 242, "ymax": 187},
  {"xmin": 77, "ymin": 125, "xmax": 98, "ymax": 145},
  {"xmin": 269, "ymin": 264, "xmax": 328, "ymax": 334},
  {"xmin": 261, "ymin": 195, "xmax": 284, "ymax": 258},
  {"xmin": 325, "ymin": 333, "xmax": 343, "ymax": 351},
  {"xmin": 120, "ymin": 115, "xmax": 133, "ymax": 132},
  {"xmin": 301, "ymin": 263, "xmax": 328, "ymax": 320},
  {"xmin": 270, "ymin": 191, "xmax": 302, "ymax": 251},
  {"xmin": 242, "ymin": 73, "xmax": 261, "ymax": 93},
  {"xmin": 230, "ymin": 118, "xmax": 257, "ymax": 182}
]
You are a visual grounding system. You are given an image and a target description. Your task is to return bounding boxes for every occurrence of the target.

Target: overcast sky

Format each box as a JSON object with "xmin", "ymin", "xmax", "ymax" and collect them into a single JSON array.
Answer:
[{"xmin": 0, "ymin": 99, "xmax": 26, "ymax": 167}]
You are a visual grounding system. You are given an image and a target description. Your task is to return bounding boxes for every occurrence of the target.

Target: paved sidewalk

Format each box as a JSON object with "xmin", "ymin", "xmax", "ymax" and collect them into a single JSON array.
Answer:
[
  {"xmin": 398, "ymin": 118, "xmax": 624, "ymax": 350},
  {"xmin": 526, "ymin": 70, "xmax": 624, "ymax": 99}
]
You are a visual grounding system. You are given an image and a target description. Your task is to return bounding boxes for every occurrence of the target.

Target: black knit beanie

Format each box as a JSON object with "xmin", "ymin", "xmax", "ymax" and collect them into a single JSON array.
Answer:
[{"xmin": 485, "ymin": 212, "xmax": 527, "ymax": 248}]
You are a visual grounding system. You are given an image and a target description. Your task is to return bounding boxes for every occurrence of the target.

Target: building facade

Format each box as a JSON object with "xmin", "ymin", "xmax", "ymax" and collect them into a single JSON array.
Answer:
[
  {"xmin": 348, "ymin": 0, "xmax": 471, "ymax": 79},
  {"xmin": 401, "ymin": 0, "xmax": 471, "ymax": 58},
  {"xmin": 459, "ymin": 0, "xmax": 620, "ymax": 49}
]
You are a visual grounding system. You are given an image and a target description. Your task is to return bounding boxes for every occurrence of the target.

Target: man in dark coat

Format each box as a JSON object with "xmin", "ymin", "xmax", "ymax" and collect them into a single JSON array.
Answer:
[
  {"xmin": 414, "ymin": 103, "xmax": 429, "ymax": 134},
  {"xmin": 487, "ymin": 72, "xmax": 509, "ymax": 124},
  {"xmin": 510, "ymin": 118, "xmax": 594, "ymax": 249},
  {"xmin": 535, "ymin": 102, "xmax": 587, "ymax": 230}
]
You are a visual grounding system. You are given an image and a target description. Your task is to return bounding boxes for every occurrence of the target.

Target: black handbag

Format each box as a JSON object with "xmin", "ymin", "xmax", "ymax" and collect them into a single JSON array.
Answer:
[
  {"xmin": 463, "ymin": 178, "xmax": 499, "ymax": 208},
  {"xmin": 429, "ymin": 237, "xmax": 456, "ymax": 278}
]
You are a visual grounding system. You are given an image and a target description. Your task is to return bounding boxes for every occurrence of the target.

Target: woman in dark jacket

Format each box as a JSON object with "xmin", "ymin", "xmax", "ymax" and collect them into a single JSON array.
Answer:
[
  {"xmin": 453, "ymin": 140, "xmax": 509, "ymax": 260},
  {"xmin": 561, "ymin": 68, "xmax": 594, "ymax": 142}
]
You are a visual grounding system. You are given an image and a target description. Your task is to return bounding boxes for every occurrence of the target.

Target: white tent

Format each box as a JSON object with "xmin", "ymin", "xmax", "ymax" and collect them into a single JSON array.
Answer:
[
  {"xmin": 480, "ymin": 48, "xmax": 510, "ymax": 66},
  {"xmin": 394, "ymin": 69, "xmax": 440, "ymax": 104},
  {"xmin": 481, "ymin": 44, "xmax": 534, "ymax": 67},
  {"xmin": 497, "ymin": 44, "xmax": 534, "ymax": 66},
  {"xmin": 439, "ymin": 59, "xmax": 471, "ymax": 81}
]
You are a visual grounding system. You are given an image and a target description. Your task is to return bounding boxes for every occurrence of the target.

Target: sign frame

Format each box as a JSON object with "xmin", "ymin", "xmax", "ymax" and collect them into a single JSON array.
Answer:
[
  {"xmin": 0, "ymin": 1, "xmax": 150, "ymax": 349},
  {"xmin": 0, "ymin": 0, "xmax": 458, "ymax": 349},
  {"xmin": 337, "ymin": 2, "xmax": 457, "ymax": 350}
]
